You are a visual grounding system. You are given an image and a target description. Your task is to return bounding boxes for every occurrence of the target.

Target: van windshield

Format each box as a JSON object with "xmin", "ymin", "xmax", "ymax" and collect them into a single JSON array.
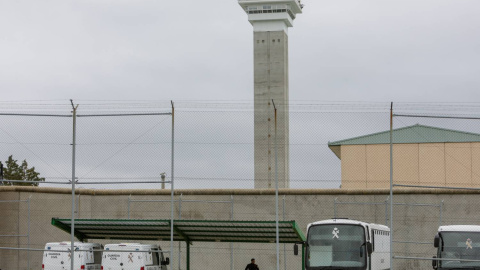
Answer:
[
  {"xmin": 439, "ymin": 232, "xmax": 480, "ymax": 268},
  {"xmin": 307, "ymin": 224, "xmax": 366, "ymax": 270}
]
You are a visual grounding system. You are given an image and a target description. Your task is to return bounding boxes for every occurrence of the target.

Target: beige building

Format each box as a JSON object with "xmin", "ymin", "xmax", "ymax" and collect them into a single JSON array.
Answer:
[{"xmin": 328, "ymin": 124, "xmax": 480, "ymax": 189}]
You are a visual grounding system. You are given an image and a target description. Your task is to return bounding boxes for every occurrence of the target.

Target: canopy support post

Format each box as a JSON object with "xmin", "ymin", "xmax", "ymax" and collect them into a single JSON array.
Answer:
[
  {"xmin": 302, "ymin": 243, "xmax": 305, "ymax": 270},
  {"xmin": 186, "ymin": 241, "xmax": 191, "ymax": 270}
]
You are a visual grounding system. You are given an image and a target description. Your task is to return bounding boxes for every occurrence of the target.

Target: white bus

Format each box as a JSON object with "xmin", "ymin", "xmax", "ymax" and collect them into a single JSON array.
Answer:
[
  {"xmin": 102, "ymin": 243, "xmax": 169, "ymax": 270},
  {"xmin": 433, "ymin": 225, "xmax": 480, "ymax": 269},
  {"xmin": 42, "ymin": 242, "xmax": 103, "ymax": 270},
  {"xmin": 295, "ymin": 218, "xmax": 390, "ymax": 270}
]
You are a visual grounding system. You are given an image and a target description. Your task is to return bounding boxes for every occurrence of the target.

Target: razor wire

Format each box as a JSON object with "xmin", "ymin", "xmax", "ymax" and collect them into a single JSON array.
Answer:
[{"xmin": 2, "ymin": 101, "xmax": 480, "ymax": 269}]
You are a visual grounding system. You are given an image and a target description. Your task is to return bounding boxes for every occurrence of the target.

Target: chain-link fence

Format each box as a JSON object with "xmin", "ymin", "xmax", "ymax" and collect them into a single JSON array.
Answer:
[{"xmin": 1, "ymin": 101, "xmax": 480, "ymax": 270}]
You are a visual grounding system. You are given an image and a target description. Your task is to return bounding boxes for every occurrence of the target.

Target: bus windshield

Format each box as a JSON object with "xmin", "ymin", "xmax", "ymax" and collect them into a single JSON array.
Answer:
[
  {"xmin": 307, "ymin": 224, "xmax": 366, "ymax": 269},
  {"xmin": 439, "ymin": 232, "xmax": 480, "ymax": 268}
]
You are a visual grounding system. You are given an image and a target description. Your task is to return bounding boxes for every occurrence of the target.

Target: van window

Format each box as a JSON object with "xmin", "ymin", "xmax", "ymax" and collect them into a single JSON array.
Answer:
[
  {"xmin": 93, "ymin": 247, "xmax": 102, "ymax": 264},
  {"xmin": 152, "ymin": 248, "xmax": 160, "ymax": 265}
]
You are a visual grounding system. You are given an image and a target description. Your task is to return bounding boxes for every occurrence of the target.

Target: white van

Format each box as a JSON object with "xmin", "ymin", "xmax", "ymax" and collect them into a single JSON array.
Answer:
[
  {"xmin": 433, "ymin": 225, "xmax": 480, "ymax": 269},
  {"xmin": 42, "ymin": 242, "xmax": 103, "ymax": 270},
  {"xmin": 102, "ymin": 243, "xmax": 169, "ymax": 270}
]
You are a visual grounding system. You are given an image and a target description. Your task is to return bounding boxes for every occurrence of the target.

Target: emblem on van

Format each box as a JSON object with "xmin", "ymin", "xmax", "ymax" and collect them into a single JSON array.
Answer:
[
  {"xmin": 332, "ymin": 228, "xmax": 339, "ymax": 239},
  {"xmin": 466, "ymin": 238, "xmax": 473, "ymax": 249}
]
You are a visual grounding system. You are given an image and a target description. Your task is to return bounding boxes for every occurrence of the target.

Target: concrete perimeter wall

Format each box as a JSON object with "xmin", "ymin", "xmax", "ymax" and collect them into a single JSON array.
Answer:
[{"xmin": 1, "ymin": 187, "xmax": 479, "ymax": 270}]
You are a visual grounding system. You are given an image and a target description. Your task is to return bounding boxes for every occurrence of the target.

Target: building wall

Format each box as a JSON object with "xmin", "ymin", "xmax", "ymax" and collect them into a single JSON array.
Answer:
[
  {"xmin": 1, "ymin": 188, "xmax": 479, "ymax": 270},
  {"xmin": 341, "ymin": 142, "xmax": 480, "ymax": 189},
  {"xmin": 254, "ymin": 30, "xmax": 289, "ymax": 189},
  {"xmin": 341, "ymin": 145, "xmax": 367, "ymax": 188}
]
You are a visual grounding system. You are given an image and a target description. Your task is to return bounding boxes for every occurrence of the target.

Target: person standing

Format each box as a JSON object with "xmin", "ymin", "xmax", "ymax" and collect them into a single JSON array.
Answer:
[{"xmin": 245, "ymin": 258, "xmax": 259, "ymax": 270}]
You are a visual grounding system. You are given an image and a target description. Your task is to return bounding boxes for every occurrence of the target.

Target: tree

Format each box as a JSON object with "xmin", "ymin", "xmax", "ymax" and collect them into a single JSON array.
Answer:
[{"xmin": 2, "ymin": 155, "xmax": 45, "ymax": 186}]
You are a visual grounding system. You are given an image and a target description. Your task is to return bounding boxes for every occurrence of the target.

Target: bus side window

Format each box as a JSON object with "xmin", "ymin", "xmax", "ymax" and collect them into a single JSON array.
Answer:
[{"xmin": 372, "ymin": 231, "xmax": 375, "ymax": 252}]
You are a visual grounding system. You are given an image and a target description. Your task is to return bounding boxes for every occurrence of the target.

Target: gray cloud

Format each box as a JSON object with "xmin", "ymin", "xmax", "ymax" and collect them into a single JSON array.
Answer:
[
  {"xmin": 1, "ymin": 0, "xmax": 479, "ymax": 102},
  {"xmin": 1, "ymin": 0, "xmax": 480, "ymax": 189}
]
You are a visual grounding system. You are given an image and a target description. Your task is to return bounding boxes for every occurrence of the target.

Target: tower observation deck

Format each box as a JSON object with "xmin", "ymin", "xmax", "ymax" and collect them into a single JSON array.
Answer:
[{"xmin": 238, "ymin": 0, "xmax": 303, "ymax": 189}]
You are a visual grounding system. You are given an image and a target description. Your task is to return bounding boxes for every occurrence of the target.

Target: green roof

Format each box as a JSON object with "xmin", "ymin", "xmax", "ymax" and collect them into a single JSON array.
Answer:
[
  {"xmin": 51, "ymin": 218, "xmax": 306, "ymax": 244},
  {"xmin": 328, "ymin": 124, "xmax": 480, "ymax": 159},
  {"xmin": 51, "ymin": 218, "xmax": 307, "ymax": 270}
]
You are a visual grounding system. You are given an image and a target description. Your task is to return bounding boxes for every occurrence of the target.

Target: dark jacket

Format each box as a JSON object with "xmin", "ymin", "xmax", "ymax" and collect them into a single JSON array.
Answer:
[{"xmin": 245, "ymin": 263, "xmax": 259, "ymax": 270}]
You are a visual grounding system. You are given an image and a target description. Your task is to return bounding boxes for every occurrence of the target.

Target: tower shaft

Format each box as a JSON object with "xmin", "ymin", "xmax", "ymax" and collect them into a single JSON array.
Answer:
[
  {"xmin": 239, "ymin": 0, "xmax": 302, "ymax": 188},
  {"xmin": 254, "ymin": 31, "xmax": 289, "ymax": 188}
]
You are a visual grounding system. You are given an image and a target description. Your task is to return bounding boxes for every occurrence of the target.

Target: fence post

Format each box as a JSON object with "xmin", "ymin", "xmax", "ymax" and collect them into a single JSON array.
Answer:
[
  {"xmin": 283, "ymin": 195, "xmax": 287, "ymax": 270},
  {"xmin": 70, "ymin": 100, "xmax": 78, "ymax": 270},
  {"xmin": 439, "ymin": 200, "xmax": 444, "ymax": 227},
  {"xmin": 178, "ymin": 194, "xmax": 182, "ymax": 270},
  {"xmin": 334, "ymin": 197, "xmax": 338, "ymax": 219},
  {"xmin": 27, "ymin": 196, "xmax": 31, "ymax": 270},
  {"xmin": 273, "ymin": 100, "xmax": 280, "ymax": 270},
  {"xmin": 231, "ymin": 195, "xmax": 234, "ymax": 270},
  {"xmin": 127, "ymin": 195, "xmax": 131, "ymax": 219},
  {"xmin": 389, "ymin": 102, "xmax": 394, "ymax": 270},
  {"xmin": 385, "ymin": 196, "xmax": 389, "ymax": 226},
  {"xmin": 170, "ymin": 101, "xmax": 175, "ymax": 270}
]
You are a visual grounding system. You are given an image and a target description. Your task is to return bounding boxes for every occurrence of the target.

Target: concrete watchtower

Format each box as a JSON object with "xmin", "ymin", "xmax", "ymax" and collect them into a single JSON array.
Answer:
[{"xmin": 238, "ymin": 0, "xmax": 303, "ymax": 188}]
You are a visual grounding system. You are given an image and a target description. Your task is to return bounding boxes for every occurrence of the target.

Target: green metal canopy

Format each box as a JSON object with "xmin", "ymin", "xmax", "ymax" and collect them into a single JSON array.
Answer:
[
  {"xmin": 51, "ymin": 218, "xmax": 307, "ymax": 270},
  {"xmin": 51, "ymin": 218, "xmax": 306, "ymax": 243}
]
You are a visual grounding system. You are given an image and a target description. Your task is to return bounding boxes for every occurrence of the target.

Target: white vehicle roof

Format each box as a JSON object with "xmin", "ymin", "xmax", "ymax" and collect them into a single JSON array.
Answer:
[
  {"xmin": 44, "ymin": 242, "xmax": 102, "ymax": 248},
  {"xmin": 104, "ymin": 243, "xmax": 161, "ymax": 251},
  {"xmin": 438, "ymin": 225, "xmax": 480, "ymax": 232},
  {"xmin": 307, "ymin": 219, "xmax": 390, "ymax": 232}
]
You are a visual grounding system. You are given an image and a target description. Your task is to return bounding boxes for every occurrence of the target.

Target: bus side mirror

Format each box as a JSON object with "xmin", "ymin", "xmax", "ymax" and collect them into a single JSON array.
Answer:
[
  {"xmin": 162, "ymin": 257, "xmax": 170, "ymax": 265},
  {"xmin": 294, "ymin": 244, "xmax": 298, "ymax": 256},
  {"xmin": 434, "ymin": 234, "xmax": 440, "ymax": 248},
  {"xmin": 366, "ymin": 242, "xmax": 373, "ymax": 255},
  {"xmin": 432, "ymin": 256, "xmax": 437, "ymax": 269}
]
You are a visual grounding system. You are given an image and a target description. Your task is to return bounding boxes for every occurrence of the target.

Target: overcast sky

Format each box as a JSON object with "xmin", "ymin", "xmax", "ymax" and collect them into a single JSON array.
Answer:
[
  {"xmin": 1, "ymin": 0, "xmax": 480, "ymax": 189},
  {"xmin": 1, "ymin": 0, "xmax": 479, "ymax": 102}
]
